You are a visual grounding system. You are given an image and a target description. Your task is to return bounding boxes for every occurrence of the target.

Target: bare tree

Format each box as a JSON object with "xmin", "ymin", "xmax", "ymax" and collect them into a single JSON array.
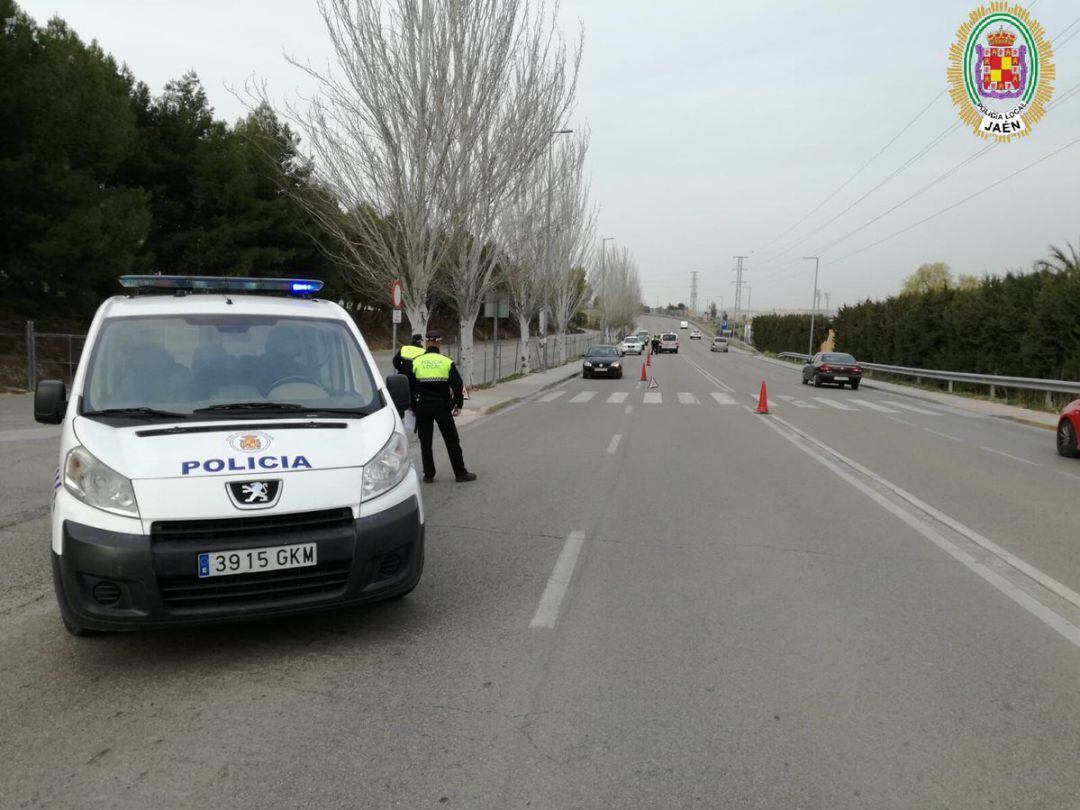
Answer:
[
  {"xmin": 261, "ymin": 0, "xmax": 481, "ymax": 334},
  {"xmin": 592, "ymin": 244, "xmax": 642, "ymax": 338},
  {"xmin": 440, "ymin": 0, "xmax": 581, "ymax": 386},
  {"xmin": 496, "ymin": 159, "xmax": 549, "ymax": 373},
  {"xmin": 547, "ymin": 131, "xmax": 596, "ymax": 364}
]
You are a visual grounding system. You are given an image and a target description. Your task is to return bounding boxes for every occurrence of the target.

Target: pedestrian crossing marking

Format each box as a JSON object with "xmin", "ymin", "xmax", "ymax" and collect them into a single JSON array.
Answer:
[
  {"xmin": 643, "ymin": 392, "xmax": 662, "ymax": 404},
  {"xmin": 745, "ymin": 393, "xmax": 778, "ymax": 408},
  {"xmin": 812, "ymin": 397, "xmax": 857, "ymax": 411},
  {"xmin": 569, "ymin": 391, "xmax": 596, "ymax": 403},
  {"xmin": 882, "ymin": 400, "xmax": 940, "ymax": 415},
  {"xmin": 711, "ymin": 393, "xmax": 736, "ymax": 405},
  {"xmin": 538, "ymin": 390, "xmax": 565, "ymax": 403},
  {"xmin": 851, "ymin": 399, "xmax": 900, "ymax": 414},
  {"xmin": 777, "ymin": 395, "xmax": 817, "ymax": 409},
  {"xmin": 606, "ymin": 392, "xmax": 629, "ymax": 404},
  {"xmin": 677, "ymin": 392, "xmax": 699, "ymax": 405}
]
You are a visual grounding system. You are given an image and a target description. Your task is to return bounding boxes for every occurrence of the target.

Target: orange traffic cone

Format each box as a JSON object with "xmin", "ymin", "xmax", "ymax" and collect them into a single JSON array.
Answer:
[
  {"xmin": 640, "ymin": 363, "xmax": 648, "ymax": 381},
  {"xmin": 755, "ymin": 380, "xmax": 769, "ymax": 414},
  {"xmin": 646, "ymin": 351, "xmax": 652, "ymax": 367}
]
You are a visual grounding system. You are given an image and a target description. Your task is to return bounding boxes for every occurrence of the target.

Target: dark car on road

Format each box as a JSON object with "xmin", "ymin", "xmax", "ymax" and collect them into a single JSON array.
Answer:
[
  {"xmin": 583, "ymin": 345, "xmax": 623, "ymax": 379},
  {"xmin": 802, "ymin": 352, "xmax": 862, "ymax": 389},
  {"xmin": 1058, "ymin": 398, "xmax": 1080, "ymax": 458}
]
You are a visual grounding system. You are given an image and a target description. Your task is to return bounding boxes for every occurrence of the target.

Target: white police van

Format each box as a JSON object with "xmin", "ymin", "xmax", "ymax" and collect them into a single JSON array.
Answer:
[{"xmin": 34, "ymin": 276, "xmax": 423, "ymax": 635}]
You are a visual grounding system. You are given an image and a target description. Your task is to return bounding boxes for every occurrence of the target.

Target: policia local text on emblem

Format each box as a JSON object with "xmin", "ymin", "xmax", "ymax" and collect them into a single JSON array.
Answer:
[{"xmin": 948, "ymin": 4, "xmax": 1055, "ymax": 141}]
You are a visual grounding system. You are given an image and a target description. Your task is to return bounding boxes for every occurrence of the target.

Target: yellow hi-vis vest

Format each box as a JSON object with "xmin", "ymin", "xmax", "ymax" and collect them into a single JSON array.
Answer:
[
  {"xmin": 411, "ymin": 352, "xmax": 452, "ymax": 381},
  {"xmin": 400, "ymin": 345, "xmax": 425, "ymax": 361}
]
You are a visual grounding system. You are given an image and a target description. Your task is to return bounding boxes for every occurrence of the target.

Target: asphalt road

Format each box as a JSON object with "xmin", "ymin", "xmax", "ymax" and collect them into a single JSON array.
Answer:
[{"xmin": 3, "ymin": 319, "xmax": 1080, "ymax": 808}]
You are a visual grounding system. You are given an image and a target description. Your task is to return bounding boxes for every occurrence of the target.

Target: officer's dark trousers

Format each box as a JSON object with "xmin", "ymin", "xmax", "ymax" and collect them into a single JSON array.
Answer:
[{"xmin": 415, "ymin": 403, "xmax": 466, "ymax": 477}]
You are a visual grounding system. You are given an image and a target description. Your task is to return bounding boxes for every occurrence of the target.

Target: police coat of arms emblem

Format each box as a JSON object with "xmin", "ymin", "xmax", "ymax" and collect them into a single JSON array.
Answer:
[{"xmin": 948, "ymin": 4, "xmax": 1055, "ymax": 141}]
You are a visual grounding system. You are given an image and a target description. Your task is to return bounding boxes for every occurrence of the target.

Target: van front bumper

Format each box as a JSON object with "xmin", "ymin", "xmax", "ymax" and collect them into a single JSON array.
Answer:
[{"xmin": 52, "ymin": 497, "xmax": 424, "ymax": 631}]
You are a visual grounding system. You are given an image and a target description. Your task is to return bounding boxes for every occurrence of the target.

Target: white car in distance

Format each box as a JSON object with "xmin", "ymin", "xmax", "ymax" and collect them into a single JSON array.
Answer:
[{"xmin": 618, "ymin": 336, "xmax": 643, "ymax": 355}]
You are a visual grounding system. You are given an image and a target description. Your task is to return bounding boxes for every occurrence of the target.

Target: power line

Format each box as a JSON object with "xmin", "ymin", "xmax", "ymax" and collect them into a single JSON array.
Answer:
[
  {"xmin": 755, "ymin": 91, "xmax": 946, "ymax": 253},
  {"xmin": 758, "ymin": 11, "xmax": 1080, "ymax": 269},
  {"xmin": 827, "ymin": 134, "xmax": 1080, "ymax": 267}
]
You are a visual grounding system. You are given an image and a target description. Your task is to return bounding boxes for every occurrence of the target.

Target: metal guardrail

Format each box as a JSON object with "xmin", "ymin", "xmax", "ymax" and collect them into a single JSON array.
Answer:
[{"xmin": 775, "ymin": 352, "xmax": 1080, "ymax": 397}]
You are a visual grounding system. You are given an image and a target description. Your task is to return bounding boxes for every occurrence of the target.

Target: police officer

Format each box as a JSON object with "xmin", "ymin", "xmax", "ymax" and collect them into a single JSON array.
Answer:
[
  {"xmin": 651, "ymin": 334, "xmax": 661, "ymax": 355},
  {"xmin": 407, "ymin": 330, "xmax": 476, "ymax": 483},
  {"xmin": 392, "ymin": 333, "xmax": 426, "ymax": 373}
]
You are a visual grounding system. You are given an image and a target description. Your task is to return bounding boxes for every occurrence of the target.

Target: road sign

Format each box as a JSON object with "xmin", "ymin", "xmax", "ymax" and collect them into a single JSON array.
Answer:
[
  {"xmin": 392, "ymin": 309, "xmax": 403, "ymax": 324},
  {"xmin": 483, "ymin": 293, "xmax": 510, "ymax": 319},
  {"xmin": 391, "ymin": 280, "xmax": 403, "ymax": 309},
  {"xmin": 721, "ymin": 321, "xmax": 728, "ymax": 331}
]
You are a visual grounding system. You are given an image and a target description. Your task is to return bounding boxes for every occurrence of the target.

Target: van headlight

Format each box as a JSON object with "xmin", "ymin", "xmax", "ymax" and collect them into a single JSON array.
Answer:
[
  {"xmin": 362, "ymin": 431, "xmax": 411, "ymax": 501},
  {"xmin": 64, "ymin": 446, "xmax": 139, "ymax": 517}
]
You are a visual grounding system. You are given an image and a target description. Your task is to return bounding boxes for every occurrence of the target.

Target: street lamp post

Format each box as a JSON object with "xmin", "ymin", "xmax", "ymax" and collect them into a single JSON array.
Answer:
[
  {"xmin": 600, "ymin": 236, "xmax": 614, "ymax": 341},
  {"xmin": 803, "ymin": 256, "xmax": 820, "ymax": 357}
]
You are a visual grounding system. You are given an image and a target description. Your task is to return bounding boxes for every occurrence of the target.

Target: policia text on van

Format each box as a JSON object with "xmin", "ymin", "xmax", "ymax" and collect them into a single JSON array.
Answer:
[{"xmin": 35, "ymin": 275, "xmax": 425, "ymax": 635}]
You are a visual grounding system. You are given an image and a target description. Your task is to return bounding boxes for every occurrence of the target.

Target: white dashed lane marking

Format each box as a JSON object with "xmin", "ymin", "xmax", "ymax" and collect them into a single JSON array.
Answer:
[
  {"xmin": 538, "ymin": 390, "xmax": 565, "ymax": 403},
  {"xmin": 569, "ymin": 391, "xmax": 596, "ymax": 403},
  {"xmin": 677, "ymin": 392, "xmax": 700, "ymax": 405},
  {"xmin": 851, "ymin": 399, "xmax": 901, "ymax": 414},
  {"xmin": 883, "ymin": 400, "xmax": 942, "ymax": 415},
  {"xmin": 812, "ymin": 397, "xmax": 858, "ymax": 411},
  {"xmin": 643, "ymin": 392, "xmax": 662, "ymax": 404},
  {"xmin": 606, "ymin": 392, "xmax": 629, "ymax": 404}
]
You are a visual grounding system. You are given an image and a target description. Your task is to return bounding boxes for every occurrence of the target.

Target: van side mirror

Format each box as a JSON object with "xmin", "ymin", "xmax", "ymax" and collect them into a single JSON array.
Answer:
[
  {"xmin": 385, "ymin": 374, "xmax": 411, "ymax": 415},
  {"xmin": 34, "ymin": 379, "xmax": 67, "ymax": 424}
]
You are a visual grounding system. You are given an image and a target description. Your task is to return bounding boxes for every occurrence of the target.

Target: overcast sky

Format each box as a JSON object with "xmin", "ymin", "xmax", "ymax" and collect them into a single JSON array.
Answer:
[{"xmin": 19, "ymin": 0, "xmax": 1080, "ymax": 313}]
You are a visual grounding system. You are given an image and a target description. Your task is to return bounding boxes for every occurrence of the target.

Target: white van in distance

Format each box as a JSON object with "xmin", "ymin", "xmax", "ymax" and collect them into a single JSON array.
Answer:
[{"xmin": 35, "ymin": 275, "xmax": 423, "ymax": 635}]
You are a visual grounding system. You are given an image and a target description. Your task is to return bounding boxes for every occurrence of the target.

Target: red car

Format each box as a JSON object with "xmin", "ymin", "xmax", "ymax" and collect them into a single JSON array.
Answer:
[{"xmin": 1058, "ymin": 399, "xmax": 1080, "ymax": 458}]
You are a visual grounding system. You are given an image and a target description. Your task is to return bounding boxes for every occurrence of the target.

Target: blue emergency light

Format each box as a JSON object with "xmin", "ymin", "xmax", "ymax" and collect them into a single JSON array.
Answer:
[{"xmin": 118, "ymin": 275, "xmax": 325, "ymax": 295}]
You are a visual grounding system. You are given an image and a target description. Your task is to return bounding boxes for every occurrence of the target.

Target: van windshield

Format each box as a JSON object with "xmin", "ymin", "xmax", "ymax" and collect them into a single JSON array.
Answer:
[{"xmin": 81, "ymin": 315, "xmax": 380, "ymax": 417}]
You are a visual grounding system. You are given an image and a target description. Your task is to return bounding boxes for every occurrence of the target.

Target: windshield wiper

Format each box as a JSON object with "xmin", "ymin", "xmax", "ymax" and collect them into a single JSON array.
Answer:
[
  {"xmin": 193, "ymin": 402, "xmax": 308, "ymax": 413},
  {"xmin": 83, "ymin": 407, "xmax": 188, "ymax": 419}
]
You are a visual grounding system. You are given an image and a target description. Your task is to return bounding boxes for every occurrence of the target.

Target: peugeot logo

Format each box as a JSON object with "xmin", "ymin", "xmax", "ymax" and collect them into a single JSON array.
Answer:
[{"xmin": 226, "ymin": 479, "xmax": 282, "ymax": 510}]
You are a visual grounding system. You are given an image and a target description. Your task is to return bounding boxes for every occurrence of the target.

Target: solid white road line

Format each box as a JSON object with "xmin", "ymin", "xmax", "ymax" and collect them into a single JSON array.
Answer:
[
  {"xmin": 1059, "ymin": 471, "xmax": 1080, "ymax": 483},
  {"xmin": 677, "ymin": 392, "xmax": 700, "ymax": 405},
  {"xmin": 606, "ymin": 434, "xmax": 622, "ymax": 454},
  {"xmin": 682, "ymin": 355, "xmax": 735, "ymax": 392},
  {"xmin": 852, "ymin": 399, "xmax": 901, "ymax": 414},
  {"xmin": 569, "ymin": 391, "xmax": 596, "ymax": 403},
  {"xmin": 757, "ymin": 414, "xmax": 1080, "ymax": 651},
  {"xmin": 643, "ymin": 392, "xmax": 662, "ymax": 404},
  {"xmin": 883, "ymin": 400, "xmax": 942, "ymax": 415},
  {"xmin": 925, "ymin": 428, "xmax": 962, "ymax": 442},
  {"xmin": 529, "ymin": 531, "xmax": 587, "ymax": 630},
  {"xmin": 538, "ymin": 391, "xmax": 566, "ymax": 403},
  {"xmin": 979, "ymin": 446, "xmax": 1040, "ymax": 466},
  {"xmin": 885, "ymin": 416, "xmax": 917, "ymax": 427},
  {"xmin": 812, "ymin": 397, "xmax": 857, "ymax": 411},
  {"xmin": 710, "ymin": 393, "xmax": 736, "ymax": 405},
  {"xmin": 606, "ymin": 392, "xmax": 629, "ymax": 404}
]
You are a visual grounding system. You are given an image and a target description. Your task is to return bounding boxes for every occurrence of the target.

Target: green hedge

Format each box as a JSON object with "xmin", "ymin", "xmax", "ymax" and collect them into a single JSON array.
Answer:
[
  {"xmin": 833, "ymin": 266, "xmax": 1080, "ymax": 379},
  {"xmin": 751, "ymin": 313, "xmax": 833, "ymax": 355}
]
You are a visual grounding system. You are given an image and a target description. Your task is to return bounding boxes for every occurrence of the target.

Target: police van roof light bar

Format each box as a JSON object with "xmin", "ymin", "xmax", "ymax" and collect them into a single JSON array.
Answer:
[{"xmin": 118, "ymin": 275, "xmax": 324, "ymax": 296}]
